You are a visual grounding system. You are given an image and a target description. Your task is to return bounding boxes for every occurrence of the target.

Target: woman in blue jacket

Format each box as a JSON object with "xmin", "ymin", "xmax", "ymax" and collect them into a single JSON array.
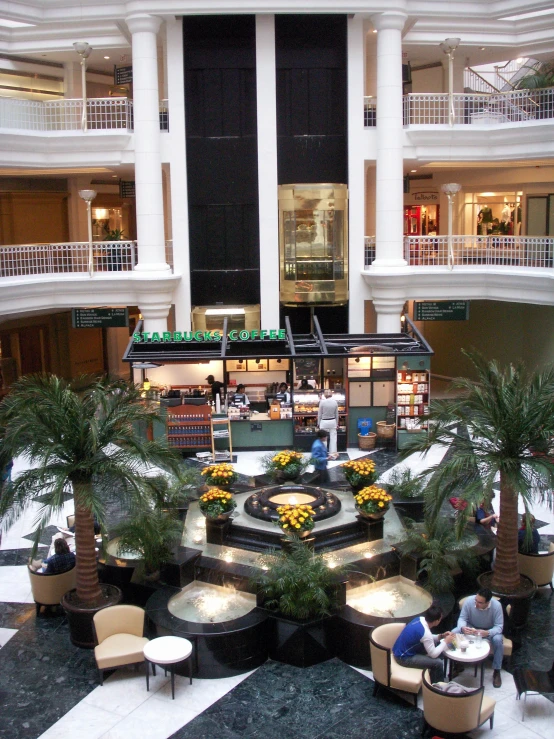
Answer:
[{"xmin": 311, "ymin": 429, "xmax": 329, "ymax": 484}]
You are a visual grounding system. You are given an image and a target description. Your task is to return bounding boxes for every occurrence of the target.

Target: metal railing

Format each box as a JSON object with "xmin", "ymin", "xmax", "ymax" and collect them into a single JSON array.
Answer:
[
  {"xmin": 0, "ymin": 241, "xmax": 137, "ymax": 277},
  {"xmin": 403, "ymin": 89, "xmax": 554, "ymax": 125},
  {"xmin": 364, "ymin": 236, "xmax": 376, "ymax": 265},
  {"xmin": 0, "ymin": 98, "xmax": 169, "ymax": 132},
  {"xmin": 363, "ymin": 97, "xmax": 377, "ymax": 127},
  {"xmin": 403, "ymin": 236, "xmax": 554, "ymax": 269}
]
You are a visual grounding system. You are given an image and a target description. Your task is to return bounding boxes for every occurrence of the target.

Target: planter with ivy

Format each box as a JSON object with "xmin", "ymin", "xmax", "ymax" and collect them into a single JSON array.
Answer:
[{"xmin": 255, "ymin": 539, "xmax": 347, "ymax": 667}]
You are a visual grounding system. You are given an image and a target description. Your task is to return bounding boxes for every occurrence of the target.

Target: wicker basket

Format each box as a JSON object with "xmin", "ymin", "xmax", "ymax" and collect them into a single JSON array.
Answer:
[
  {"xmin": 376, "ymin": 421, "xmax": 396, "ymax": 439},
  {"xmin": 358, "ymin": 432, "xmax": 377, "ymax": 450}
]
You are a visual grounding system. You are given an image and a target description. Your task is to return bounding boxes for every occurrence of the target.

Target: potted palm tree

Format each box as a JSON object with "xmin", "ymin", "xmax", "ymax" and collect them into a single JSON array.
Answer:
[
  {"xmin": 0, "ymin": 374, "xmax": 180, "ymax": 647},
  {"xmin": 403, "ymin": 352, "xmax": 554, "ymax": 625}
]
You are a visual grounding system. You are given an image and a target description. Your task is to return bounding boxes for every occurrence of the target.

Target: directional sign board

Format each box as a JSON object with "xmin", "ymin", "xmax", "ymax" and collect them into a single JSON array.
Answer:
[
  {"xmin": 414, "ymin": 301, "xmax": 469, "ymax": 322},
  {"xmin": 72, "ymin": 308, "xmax": 129, "ymax": 329},
  {"xmin": 115, "ymin": 65, "xmax": 133, "ymax": 85}
]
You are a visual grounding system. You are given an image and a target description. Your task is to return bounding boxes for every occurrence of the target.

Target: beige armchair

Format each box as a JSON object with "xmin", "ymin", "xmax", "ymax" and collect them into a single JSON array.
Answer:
[
  {"xmin": 421, "ymin": 669, "xmax": 495, "ymax": 735},
  {"xmin": 27, "ymin": 564, "xmax": 76, "ymax": 616},
  {"xmin": 517, "ymin": 544, "xmax": 554, "ymax": 591},
  {"xmin": 458, "ymin": 595, "xmax": 513, "ymax": 666},
  {"xmin": 369, "ymin": 622, "xmax": 423, "ymax": 707},
  {"xmin": 93, "ymin": 604, "xmax": 149, "ymax": 685}
]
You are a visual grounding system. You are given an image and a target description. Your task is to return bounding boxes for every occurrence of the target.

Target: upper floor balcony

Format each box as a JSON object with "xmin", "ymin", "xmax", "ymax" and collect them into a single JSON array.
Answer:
[
  {"xmin": 0, "ymin": 97, "xmax": 169, "ymax": 133},
  {"xmin": 364, "ymin": 88, "xmax": 554, "ymax": 127},
  {"xmin": 364, "ymin": 235, "xmax": 554, "ymax": 270}
]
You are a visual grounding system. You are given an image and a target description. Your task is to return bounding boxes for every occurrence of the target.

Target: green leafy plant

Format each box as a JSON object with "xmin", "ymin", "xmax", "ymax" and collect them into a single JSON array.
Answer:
[
  {"xmin": 340, "ymin": 458, "xmax": 377, "ymax": 489},
  {"xmin": 398, "ymin": 516, "xmax": 478, "ymax": 594},
  {"xmin": 150, "ymin": 465, "xmax": 201, "ymax": 512},
  {"xmin": 402, "ymin": 351, "xmax": 554, "ymax": 594},
  {"xmin": 354, "ymin": 485, "xmax": 392, "ymax": 515},
  {"xmin": 0, "ymin": 374, "xmax": 180, "ymax": 607},
  {"xmin": 114, "ymin": 509, "xmax": 182, "ymax": 576},
  {"xmin": 256, "ymin": 538, "xmax": 345, "ymax": 620},
  {"xmin": 103, "ymin": 226, "xmax": 125, "ymax": 241},
  {"xmin": 385, "ymin": 466, "xmax": 426, "ymax": 499},
  {"xmin": 515, "ymin": 60, "xmax": 554, "ymax": 90}
]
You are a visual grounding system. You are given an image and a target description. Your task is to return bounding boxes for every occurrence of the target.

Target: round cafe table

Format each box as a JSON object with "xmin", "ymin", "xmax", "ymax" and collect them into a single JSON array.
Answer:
[
  {"xmin": 143, "ymin": 636, "xmax": 193, "ymax": 699},
  {"xmin": 445, "ymin": 640, "xmax": 491, "ymax": 687}
]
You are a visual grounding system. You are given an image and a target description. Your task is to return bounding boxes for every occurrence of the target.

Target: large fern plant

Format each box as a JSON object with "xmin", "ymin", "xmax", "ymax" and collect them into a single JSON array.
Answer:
[{"xmin": 256, "ymin": 538, "xmax": 345, "ymax": 620}]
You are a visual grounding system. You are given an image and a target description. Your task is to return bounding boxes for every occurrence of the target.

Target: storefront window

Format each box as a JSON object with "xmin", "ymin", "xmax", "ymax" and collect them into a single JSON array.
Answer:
[{"xmin": 463, "ymin": 191, "xmax": 522, "ymax": 236}]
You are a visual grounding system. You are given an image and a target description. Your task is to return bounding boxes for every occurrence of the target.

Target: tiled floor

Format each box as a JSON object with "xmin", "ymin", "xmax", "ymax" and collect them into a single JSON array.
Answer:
[{"xmin": 0, "ymin": 446, "xmax": 553, "ymax": 739}]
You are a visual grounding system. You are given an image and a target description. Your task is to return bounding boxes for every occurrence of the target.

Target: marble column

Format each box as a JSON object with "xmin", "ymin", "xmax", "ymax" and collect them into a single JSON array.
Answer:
[
  {"xmin": 126, "ymin": 14, "xmax": 169, "ymax": 276},
  {"xmin": 370, "ymin": 11, "xmax": 407, "ymax": 272},
  {"xmin": 369, "ymin": 11, "xmax": 407, "ymax": 333},
  {"xmin": 256, "ymin": 14, "xmax": 280, "ymax": 329},
  {"xmin": 347, "ymin": 14, "xmax": 367, "ymax": 334}
]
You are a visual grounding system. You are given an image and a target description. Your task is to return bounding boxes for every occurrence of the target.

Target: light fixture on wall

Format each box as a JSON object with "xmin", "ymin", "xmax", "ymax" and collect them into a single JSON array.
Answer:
[
  {"xmin": 78, "ymin": 188, "xmax": 97, "ymax": 277},
  {"xmin": 439, "ymin": 37, "xmax": 461, "ymax": 126},
  {"xmin": 441, "ymin": 182, "xmax": 462, "ymax": 271},
  {"xmin": 73, "ymin": 41, "xmax": 92, "ymax": 131}
]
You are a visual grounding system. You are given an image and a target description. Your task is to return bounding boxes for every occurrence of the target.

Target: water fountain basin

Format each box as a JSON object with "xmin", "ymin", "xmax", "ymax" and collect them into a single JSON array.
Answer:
[
  {"xmin": 168, "ymin": 582, "xmax": 256, "ymax": 623},
  {"xmin": 346, "ymin": 576, "xmax": 433, "ymax": 618},
  {"xmin": 244, "ymin": 484, "xmax": 341, "ymax": 523}
]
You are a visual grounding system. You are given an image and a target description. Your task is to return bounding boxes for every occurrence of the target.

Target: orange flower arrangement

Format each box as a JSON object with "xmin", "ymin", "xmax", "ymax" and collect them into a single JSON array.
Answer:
[
  {"xmin": 198, "ymin": 488, "xmax": 236, "ymax": 518},
  {"xmin": 341, "ymin": 459, "xmax": 377, "ymax": 488},
  {"xmin": 354, "ymin": 485, "xmax": 392, "ymax": 515},
  {"xmin": 201, "ymin": 463, "xmax": 238, "ymax": 487},
  {"xmin": 276, "ymin": 503, "xmax": 316, "ymax": 534}
]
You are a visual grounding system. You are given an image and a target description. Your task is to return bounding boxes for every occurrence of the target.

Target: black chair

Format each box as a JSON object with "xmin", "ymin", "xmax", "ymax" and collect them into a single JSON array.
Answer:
[{"xmin": 513, "ymin": 662, "xmax": 554, "ymax": 720}]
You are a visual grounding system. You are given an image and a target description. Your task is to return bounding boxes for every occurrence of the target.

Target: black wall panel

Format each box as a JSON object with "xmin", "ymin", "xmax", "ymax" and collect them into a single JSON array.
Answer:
[
  {"xmin": 276, "ymin": 15, "xmax": 347, "ymax": 186},
  {"xmin": 183, "ymin": 16, "xmax": 259, "ymax": 306}
]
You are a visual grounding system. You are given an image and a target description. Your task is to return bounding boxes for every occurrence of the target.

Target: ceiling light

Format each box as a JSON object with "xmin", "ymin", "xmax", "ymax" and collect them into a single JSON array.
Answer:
[
  {"xmin": 205, "ymin": 308, "xmax": 245, "ymax": 316},
  {"xmin": 411, "ymin": 169, "xmax": 417, "ymax": 173},
  {"xmin": 516, "ymin": 57, "xmax": 524, "ymax": 63},
  {"xmin": 480, "ymin": 47, "xmax": 486, "ymax": 51},
  {"xmin": 479, "ymin": 192, "xmax": 495, "ymax": 197},
  {"xmin": 372, "ymin": 29, "xmax": 377, "ymax": 33},
  {"xmin": 104, "ymin": 56, "xmax": 110, "ymax": 60}
]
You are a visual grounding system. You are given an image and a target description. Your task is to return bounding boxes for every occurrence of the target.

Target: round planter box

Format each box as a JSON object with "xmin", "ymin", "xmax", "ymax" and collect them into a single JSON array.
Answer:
[{"xmin": 62, "ymin": 584, "xmax": 122, "ymax": 648}]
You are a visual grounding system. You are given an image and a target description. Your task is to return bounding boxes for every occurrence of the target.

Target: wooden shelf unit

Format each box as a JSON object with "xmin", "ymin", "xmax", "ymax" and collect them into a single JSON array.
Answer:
[
  {"xmin": 396, "ymin": 370, "xmax": 429, "ymax": 432},
  {"xmin": 166, "ymin": 404, "xmax": 212, "ymax": 449}
]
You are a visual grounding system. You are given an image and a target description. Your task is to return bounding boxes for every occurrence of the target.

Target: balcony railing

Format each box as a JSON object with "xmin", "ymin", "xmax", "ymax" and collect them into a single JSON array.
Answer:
[
  {"xmin": 363, "ymin": 236, "xmax": 554, "ymax": 269},
  {"xmin": 0, "ymin": 241, "xmax": 137, "ymax": 277},
  {"xmin": 0, "ymin": 98, "xmax": 169, "ymax": 132},
  {"xmin": 363, "ymin": 88, "xmax": 554, "ymax": 127}
]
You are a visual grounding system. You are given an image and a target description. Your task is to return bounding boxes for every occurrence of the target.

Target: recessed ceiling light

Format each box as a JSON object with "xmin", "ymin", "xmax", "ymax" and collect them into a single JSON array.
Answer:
[
  {"xmin": 411, "ymin": 169, "xmax": 417, "ymax": 172},
  {"xmin": 104, "ymin": 56, "xmax": 110, "ymax": 60},
  {"xmin": 373, "ymin": 29, "xmax": 377, "ymax": 33},
  {"xmin": 480, "ymin": 47, "xmax": 486, "ymax": 51}
]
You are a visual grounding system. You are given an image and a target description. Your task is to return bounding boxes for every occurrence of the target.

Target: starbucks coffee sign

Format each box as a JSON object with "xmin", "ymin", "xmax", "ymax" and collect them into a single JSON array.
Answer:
[{"xmin": 133, "ymin": 329, "xmax": 286, "ymax": 343}]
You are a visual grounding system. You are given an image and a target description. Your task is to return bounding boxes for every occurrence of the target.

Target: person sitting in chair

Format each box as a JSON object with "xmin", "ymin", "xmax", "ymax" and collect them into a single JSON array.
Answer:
[
  {"xmin": 31, "ymin": 538, "xmax": 76, "ymax": 575},
  {"xmin": 392, "ymin": 604, "xmax": 454, "ymax": 683},
  {"xmin": 518, "ymin": 514, "xmax": 540, "ymax": 554},
  {"xmin": 452, "ymin": 587, "xmax": 504, "ymax": 688}
]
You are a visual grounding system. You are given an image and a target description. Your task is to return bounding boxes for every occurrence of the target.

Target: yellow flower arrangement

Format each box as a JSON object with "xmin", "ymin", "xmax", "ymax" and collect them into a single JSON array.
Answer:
[
  {"xmin": 276, "ymin": 503, "xmax": 316, "ymax": 534},
  {"xmin": 354, "ymin": 485, "xmax": 392, "ymax": 516},
  {"xmin": 198, "ymin": 487, "xmax": 237, "ymax": 518},
  {"xmin": 263, "ymin": 449, "xmax": 309, "ymax": 481},
  {"xmin": 200, "ymin": 463, "xmax": 238, "ymax": 487},
  {"xmin": 341, "ymin": 459, "xmax": 377, "ymax": 488},
  {"xmin": 271, "ymin": 450, "xmax": 304, "ymax": 470}
]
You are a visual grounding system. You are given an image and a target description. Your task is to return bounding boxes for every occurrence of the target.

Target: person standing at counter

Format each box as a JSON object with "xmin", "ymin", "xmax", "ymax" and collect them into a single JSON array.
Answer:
[
  {"xmin": 318, "ymin": 389, "xmax": 338, "ymax": 458},
  {"xmin": 206, "ymin": 375, "xmax": 225, "ymax": 402},
  {"xmin": 275, "ymin": 382, "xmax": 291, "ymax": 404},
  {"xmin": 230, "ymin": 384, "xmax": 250, "ymax": 407}
]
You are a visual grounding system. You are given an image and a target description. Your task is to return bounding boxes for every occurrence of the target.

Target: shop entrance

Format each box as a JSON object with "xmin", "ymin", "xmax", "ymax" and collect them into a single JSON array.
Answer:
[{"xmin": 403, "ymin": 205, "xmax": 439, "ymax": 236}]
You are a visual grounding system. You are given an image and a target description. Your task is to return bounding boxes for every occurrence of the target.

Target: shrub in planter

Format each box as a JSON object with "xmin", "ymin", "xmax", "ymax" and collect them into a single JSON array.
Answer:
[
  {"xmin": 114, "ymin": 509, "xmax": 182, "ymax": 578},
  {"xmin": 198, "ymin": 488, "xmax": 237, "ymax": 520},
  {"xmin": 200, "ymin": 462, "xmax": 238, "ymax": 487}
]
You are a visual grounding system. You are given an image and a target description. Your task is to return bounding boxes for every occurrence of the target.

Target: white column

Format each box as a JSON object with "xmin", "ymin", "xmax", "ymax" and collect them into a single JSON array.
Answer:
[
  {"xmin": 347, "ymin": 14, "xmax": 367, "ymax": 334},
  {"xmin": 127, "ymin": 14, "xmax": 169, "ymax": 274},
  {"xmin": 372, "ymin": 296, "xmax": 406, "ymax": 334},
  {"xmin": 165, "ymin": 17, "xmax": 192, "ymax": 331},
  {"xmin": 256, "ymin": 15, "xmax": 280, "ymax": 329},
  {"xmin": 370, "ymin": 11, "xmax": 407, "ymax": 271}
]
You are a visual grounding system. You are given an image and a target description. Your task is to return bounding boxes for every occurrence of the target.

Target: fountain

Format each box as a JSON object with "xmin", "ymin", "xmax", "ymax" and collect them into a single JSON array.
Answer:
[
  {"xmin": 244, "ymin": 484, "xmax": 341, "ymax": 523},
  {"xmin": 346, "ymin": 576, "xmax": 433, "ymax": 618},
  {"xmin": 168, "ymin": 582, "xmax": 256, "ymax": 623}
]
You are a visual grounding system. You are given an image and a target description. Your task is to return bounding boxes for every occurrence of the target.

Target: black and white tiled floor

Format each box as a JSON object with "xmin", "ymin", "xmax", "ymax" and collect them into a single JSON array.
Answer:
[{"xmin": 1, "ymin": 449, "xmax": 553, "ymax": 739}]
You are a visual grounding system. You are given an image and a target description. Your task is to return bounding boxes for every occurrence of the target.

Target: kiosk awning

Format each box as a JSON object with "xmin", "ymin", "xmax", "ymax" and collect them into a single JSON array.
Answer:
[{"xmin": 123, "ymin": 315, "xmax": 432, "ymax": 365}]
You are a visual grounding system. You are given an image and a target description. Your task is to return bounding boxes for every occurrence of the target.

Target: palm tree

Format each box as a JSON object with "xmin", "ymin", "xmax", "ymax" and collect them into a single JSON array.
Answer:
[
  {"xmin": 0, "ymin": 374, "xmax": 181, "ymax": 607},
  {"xmin": 403, "ymin": 352, "xmax": 554, "ymax": 594}
]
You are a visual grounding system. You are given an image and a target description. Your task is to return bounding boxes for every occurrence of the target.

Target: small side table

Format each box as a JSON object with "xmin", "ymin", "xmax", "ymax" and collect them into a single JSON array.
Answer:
[
  {"xmin": 143, "ymin": 636, "xmax": 193, "ymax": 699},
  {"xmin": 445, "ymin": 641, "xmax": 491, "ymax": 687}
]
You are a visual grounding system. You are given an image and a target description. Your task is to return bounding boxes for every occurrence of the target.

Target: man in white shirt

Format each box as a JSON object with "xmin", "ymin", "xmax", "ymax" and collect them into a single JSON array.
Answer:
[{"xmin": 318, "ymin": 389, "xmax": 339, "ymax": 457}]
